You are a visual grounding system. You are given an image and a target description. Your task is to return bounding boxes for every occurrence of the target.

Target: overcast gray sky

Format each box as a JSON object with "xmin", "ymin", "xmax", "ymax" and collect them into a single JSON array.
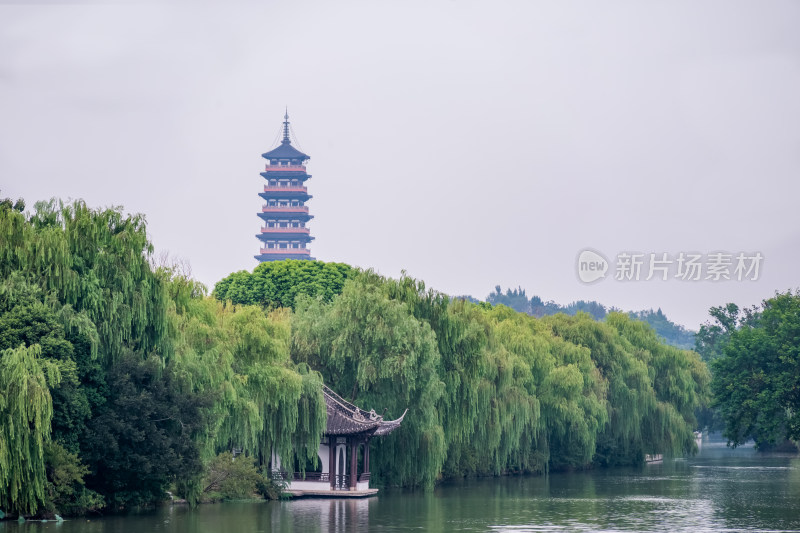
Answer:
[{"xmin": 2, "ymin": 1, "xmax": 799, "ymax": 329}]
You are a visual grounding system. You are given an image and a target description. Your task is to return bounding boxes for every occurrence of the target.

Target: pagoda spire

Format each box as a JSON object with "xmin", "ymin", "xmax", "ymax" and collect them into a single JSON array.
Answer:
[{"xmin": 282, "ymin": 107, "xmax": 291, "ymax": 144}]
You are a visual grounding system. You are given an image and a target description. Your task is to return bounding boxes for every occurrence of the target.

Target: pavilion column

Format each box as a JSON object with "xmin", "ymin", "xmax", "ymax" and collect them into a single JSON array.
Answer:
[
  {"xmin": 364, "ymin": 438, "xmax": 370, "ymax": 476},
  {"xmin": 328, "ymin": 438, "xmax": 335, "ymax": 490},
  {"xmin": 349, "ymin": 438, "xmax": 357, "ymax": 490}
]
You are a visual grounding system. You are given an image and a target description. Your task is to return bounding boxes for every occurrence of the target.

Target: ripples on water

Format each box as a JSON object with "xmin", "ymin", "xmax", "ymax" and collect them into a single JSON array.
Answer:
[{"xmin": 3, "ymin": 435, "xmax": 798, "ymax": 532}]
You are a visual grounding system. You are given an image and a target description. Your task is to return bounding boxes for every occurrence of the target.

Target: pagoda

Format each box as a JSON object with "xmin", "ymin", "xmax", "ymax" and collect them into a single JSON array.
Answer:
[{"xmin": 255, "ymin": 111, "xmax": 315, "ymax": 262}]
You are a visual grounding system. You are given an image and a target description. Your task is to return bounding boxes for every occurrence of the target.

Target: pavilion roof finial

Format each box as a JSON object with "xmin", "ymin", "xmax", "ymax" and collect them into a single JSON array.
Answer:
[{"xmin": 282, "ymin": 107, "xmax": 291, "ymax": 144}]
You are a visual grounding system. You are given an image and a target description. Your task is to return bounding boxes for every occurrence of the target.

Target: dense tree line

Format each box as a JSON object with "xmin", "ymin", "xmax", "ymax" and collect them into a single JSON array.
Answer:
[
  {"xmin": 0, "ymin": 199, "xmax": 324, "ymax": 517},
  {"xmin": 487, "ymin": 286, "xmax": 696, "ymax": 349},
  {"xmin": 1, "ymin": 197, "xmax": 711, "ymax": 517},
  {"xmin": 699, "ymin": 292, "xmax": 800, "ymax": 450}
]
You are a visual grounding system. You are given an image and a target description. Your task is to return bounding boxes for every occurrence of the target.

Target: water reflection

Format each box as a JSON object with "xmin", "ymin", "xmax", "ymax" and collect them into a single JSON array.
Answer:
[
  {"xmin": 268, "ymin": 498, "xmax": 371, "ymax": 533},
  {"xmin": 3, "ymin": 434, "xmax": 798, "ymax": 532}
]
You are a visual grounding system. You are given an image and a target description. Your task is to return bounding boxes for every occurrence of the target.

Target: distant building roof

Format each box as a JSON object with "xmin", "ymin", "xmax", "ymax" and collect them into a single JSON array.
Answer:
[{"xmin": 323, "ymin": 385, "xmax": 407, "ymax": 437}]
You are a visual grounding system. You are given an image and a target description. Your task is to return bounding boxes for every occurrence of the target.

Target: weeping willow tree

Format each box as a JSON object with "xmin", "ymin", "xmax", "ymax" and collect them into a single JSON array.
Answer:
[
  {"xmin": 545, "ymin": 312, "xmax": 708, "ymax": 464},
  {"xmin": 1, "ymin": 196, "xmax": 713, "ymax": 512},
  {"xmin": 378, "ymin": 275, "xmax": 607, "ymax": 474},
  {"xmin": 292, "ymin": 274, "xmax": 446, "ymax": 488},
  {"xmin": 380, "ymin": 275, "xmax": 495, "ymax": 476},
  {"xmin": 164, "ymin": 272, "xmax": 326, "ymax": 503},
  {"xmin": 0, "ymin": 344, "xmax": 61, "ymax": 515},
  {"xmin": 607, "ymin": 313, "xmax": 709, "ymax": 455},
  {"xmin": 0, "ymin": 199, "xmax": 169, "ymax": 365},
  {"xmin": 485, "ymin": 305, "xmax": 607, "ymax": 471}
]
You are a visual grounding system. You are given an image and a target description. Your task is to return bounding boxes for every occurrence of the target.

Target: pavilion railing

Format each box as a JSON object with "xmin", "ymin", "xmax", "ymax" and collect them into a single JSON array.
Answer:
[
  {"xmin": 271, "ymin": 472, "xmax": 367, "ymax": 489},
  {"xmin": 333, "ymin": 474, "xmax": 350, "ymax": 490},
  {"xmin": 271, "ymin": 472, "xmax": 330, "ymax": 482}
]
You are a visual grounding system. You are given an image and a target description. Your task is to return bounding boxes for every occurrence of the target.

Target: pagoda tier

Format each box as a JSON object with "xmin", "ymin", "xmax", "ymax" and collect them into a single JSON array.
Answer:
[
  {"xmin": 258, "ymin": 186, "xmax": 312, "ymax": 203},
  {"xmin": 260, "ymin": 166, "xmax": 311, "ymax": 180},
  {"xmin": 258, "ymin": 207, "xmax": 314, "ymax": 222},
  {"xmin": 255, "ymin": 111, "xmax": 315, "ymax": 263}
]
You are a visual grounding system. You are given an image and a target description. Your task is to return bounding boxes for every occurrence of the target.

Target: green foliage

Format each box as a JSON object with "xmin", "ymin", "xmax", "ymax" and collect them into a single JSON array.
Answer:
[
  {"xmin": 294, "ymin": 272, "xmax": 708, "ymax": 483},
  {"xmin": 488, "ymin": 286, "xmax": 696, "ymax": 350},
  {"xmin": 43, "ymin": 442, "xmax": 104, "ymax": 516},
  {"xmin": 165, "ymin": 284, "xmax": 327, "ymax": 503},
  {"xmin": 81, "ymin": 353, "xmax": 209, "ymax": 510},
  {"xmin": 213, "ymin": 260, "xmax": 352, "ymax": 310},
  {"xmin": 695, "ymin": 303, "xmax": 759, "ymax": 362},
  {"xmin": 0, "ymin": 198, "xmax": 168, "ymax": 365},
  {"xmin": 544, "ymin": 312, "xmax": 708, "ymax": 465},
  {"xmin": 0, "ymin": 196, "xmax": 715, "ymax": 514},
  {"xmin": 487, "ymin": 285, "xmax": 532, "ymax": 314},
  {"xmin": 201, "ymin": 452, "xmax": 263, "ymax": 501},
  {"xmin": 0, "ymin": 275, "xmax": 101, "ymax": 456},
  {"xmin": 292, "ymin": 273, "xmax": 446, "ymax": 488},
  {"xmin": 628, "ymin": 308, "xmax": 696, "ymax": 350},
  {"xmin": 711, "ymin": 291, "xmax": 800, "ymax": 448},
  {"xmin": 0, "ymin": 344, "xmax": 60, "ymax": 515}
]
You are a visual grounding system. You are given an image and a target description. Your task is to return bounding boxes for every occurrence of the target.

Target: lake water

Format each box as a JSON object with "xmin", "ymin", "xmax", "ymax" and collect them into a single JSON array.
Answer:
[{"xmin": 5, "ymin": 434, "xmax": 800, "ymax": 532}]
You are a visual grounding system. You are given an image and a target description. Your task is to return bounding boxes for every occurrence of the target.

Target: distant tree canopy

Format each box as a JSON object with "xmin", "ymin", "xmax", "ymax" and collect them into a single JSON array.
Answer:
[
  {"xmin": 694, "ymin": 303, "xmax": 758, "ymax": 363},
  {"xmin": 213, "ymin": 260, "xmax": 353, "ymax": 310},
  {"xmin": 487, "ymin": 286, "xmax": 695, "ymax": 349},
  {"xmin": 710, "ymin": 291, "xmax": 800, "ymax": 449},
  {"xmin": 628, "ymin": 309, "xmax": 696, "ymax": 351}
]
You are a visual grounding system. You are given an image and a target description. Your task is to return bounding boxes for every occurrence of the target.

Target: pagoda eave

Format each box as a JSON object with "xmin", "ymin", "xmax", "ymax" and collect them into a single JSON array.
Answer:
[
  {"xmin": 258, "ymin": 213, "xmax": 314, "ymax": 222},
  {"xmin": 260, "ymin": 171, "xmax": 311, "ymax": 180},
  {"xmin": 255, "ymin": 254, "xmax": 316, "ymax": 262},
  {"xmin": 258, "ymin": 212, "xmax": 314, "ymax": 222},
  {"xmin": 258, "ymin": 192, "xmax": 312, "ymax": 201},
  {"xmin": 256, "ymin": 233, "xmax": 315, "ymax": 242}
]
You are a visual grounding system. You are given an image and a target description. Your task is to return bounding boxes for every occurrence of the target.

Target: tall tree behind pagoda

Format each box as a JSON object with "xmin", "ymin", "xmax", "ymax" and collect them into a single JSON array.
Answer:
[{"xmin": 213, "ymin": 259, "xmax": 353, "ymax": 309}]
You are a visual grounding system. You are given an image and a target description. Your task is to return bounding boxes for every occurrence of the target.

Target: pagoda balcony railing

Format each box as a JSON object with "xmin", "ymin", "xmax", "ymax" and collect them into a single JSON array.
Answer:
[
  {"xmin": 263, "ymin": 185, "xmax": 308, "ymax": 193},
  {"xmin": 259, "ymin": 248, "xmax": 311, "ymax": 255},
  {"xmin": 261, "ymin": 227, "xmax": 310, "ymax": 234},
  {"xmin": 263, "ymin": 165, "xmax": 306, "ymax": 172},
  {"xmin": 262, "ymin": 205, "xmax": 309, "ymax": 213}
]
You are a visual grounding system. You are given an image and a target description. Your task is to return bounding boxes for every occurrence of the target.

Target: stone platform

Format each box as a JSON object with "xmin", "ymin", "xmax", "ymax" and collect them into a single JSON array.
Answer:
[{"xmin": 285, "ymin": 488, "xmax": 379, "ymax": 498}]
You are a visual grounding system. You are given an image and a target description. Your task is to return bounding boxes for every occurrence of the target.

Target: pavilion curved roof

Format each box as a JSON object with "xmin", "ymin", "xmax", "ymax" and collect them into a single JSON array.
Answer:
[{"xmin": 323, "ymin": 385, "xmax": 407, "ymax": 437}]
